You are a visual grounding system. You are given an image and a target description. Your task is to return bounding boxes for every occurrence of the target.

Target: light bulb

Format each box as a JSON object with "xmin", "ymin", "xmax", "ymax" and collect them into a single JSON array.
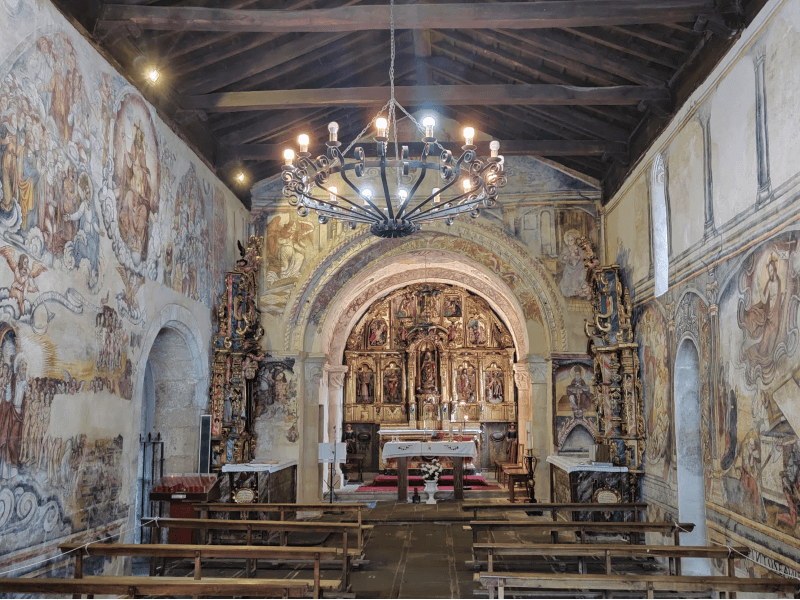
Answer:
[
  {"xmin": 328, "ymin": 186, "xmax": 338, "ymax": 203},
  {"xmin": 399, "ymin": 189, "xmax": 408, "ymax": 201},
  {"xmin": 490, "ymin": 140, "xmax": 500, "ymax": 158},
  {"xmin": 328, "ymin": 121, "xmax": 339, "ymax": 142},
  {"xmin": 283, "ymin": 148, "xmax": 295, "ymax": 166},
  {"xmin": 463, "ymin": 127, "xmax": 475, "ymax": 146},
  {"xmin": 298, "ymin": 134, "xmax": 309, "ymax": 153},
  {"xmin": 422, "ymin": 116, "xmax": 436, "ymax": 138},
  {"xmin": 147, "ymin": 67, "xmax": 160, "ymax": 83},
  {"xmin": 376, "ymin": 117, "xmax": 388, "ymax": 138},
  {"xmin": 362, "ymin": 188, "xmax": 373, "ymax": 205},
  {"xmin": 432, "ymin": 187, "xmax": 441, "ymax": 204},
  {"xmin": 462, "ymin": 179, "xmax": 472, "ymax": 192},
  {"xmin": 236, "ymin": 172, "xmax": 245, "ymax": 183}
]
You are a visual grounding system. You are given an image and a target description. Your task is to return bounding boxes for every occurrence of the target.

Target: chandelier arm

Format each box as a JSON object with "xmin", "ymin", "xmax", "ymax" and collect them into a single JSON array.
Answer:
[
  {"xmin": 312, "ymin": 202, "xmax": 375, "ymax": 224},
  {"xmin": 316, "ymin": 183, "xmax": 379, "ymax": 219},
  {"xmin": 378, "ymin": 153, "xmax": 395, "ymax": 221},
  {"xmin": 414, "ymin": 198, "xmax": 482, "ymax": 221},
  {"xmin": 338, "ymin": 161, "xmax": 386, "ymax": 219},
  {"xmin": 413, "ymin": 190, "xmax": 481, "ymax": 220},
  {"xmin": 402, "ymin": 164, "xmax": 463, "ymax": 220},
  {"xmin": 395, "ymin": 143, "xmax": 431, "ymax": 219}
]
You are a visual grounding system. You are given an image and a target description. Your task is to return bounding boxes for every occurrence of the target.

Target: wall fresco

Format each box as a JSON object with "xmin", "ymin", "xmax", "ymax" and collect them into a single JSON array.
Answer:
[{"xmin": 0, "ymin": 0, "xmax": 246, "ymax": 573}]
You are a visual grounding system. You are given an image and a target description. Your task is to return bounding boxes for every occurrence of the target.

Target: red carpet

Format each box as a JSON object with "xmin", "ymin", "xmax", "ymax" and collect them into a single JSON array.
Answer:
[{"xmin": 356, "ymin": 474, "xmax": 499, "ymax": 492}]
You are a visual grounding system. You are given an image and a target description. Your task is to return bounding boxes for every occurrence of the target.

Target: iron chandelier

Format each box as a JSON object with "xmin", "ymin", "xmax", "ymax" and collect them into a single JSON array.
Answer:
[{"xmin": 280, "ymin": 0, "xmax": 508, "ymax": 239}]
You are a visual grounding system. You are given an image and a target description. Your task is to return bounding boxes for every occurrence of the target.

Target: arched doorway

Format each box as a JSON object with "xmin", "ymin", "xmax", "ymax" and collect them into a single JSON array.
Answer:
[{"xmin": 674, "ymin": 338, "xmax": 710, "ymax": 574}]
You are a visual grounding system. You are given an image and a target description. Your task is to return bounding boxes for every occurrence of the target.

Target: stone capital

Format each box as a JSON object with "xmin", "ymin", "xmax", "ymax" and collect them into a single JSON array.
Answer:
[{"xmin": 325, "ymin": 365, "xmax": 349, "ymax": 391}]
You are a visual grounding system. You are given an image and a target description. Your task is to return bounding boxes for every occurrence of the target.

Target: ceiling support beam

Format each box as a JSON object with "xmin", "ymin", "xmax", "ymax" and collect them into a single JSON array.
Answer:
[
  {"xmin": 99, "ymin": 1, "xmax": 715, "ymax": 32},
  {"xmin": 217, "ymin": 139, "xmax": 627, "ymax": 166},
  {"xmin": 184, "ymin": 84, "xmax": 669, "ymax": 111}
]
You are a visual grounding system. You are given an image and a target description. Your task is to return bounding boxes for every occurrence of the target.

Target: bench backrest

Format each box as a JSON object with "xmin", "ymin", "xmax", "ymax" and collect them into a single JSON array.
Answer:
[
  {"xmin": 58, "ymin": 543, "xmax": 341, "ymax": 559},
  {"xmin": 141, "ymin": 517, "xmax": 360, "ymax": 531}
]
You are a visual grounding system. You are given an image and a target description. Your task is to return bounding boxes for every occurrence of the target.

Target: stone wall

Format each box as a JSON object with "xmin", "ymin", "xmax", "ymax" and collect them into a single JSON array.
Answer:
[
  {"xmin": 605, "ymin": 0, "xmax": 800, "ymax": 576},
  {"xmin": 0, "ymin": 0, "xmax": 247, "ymax": 576}
]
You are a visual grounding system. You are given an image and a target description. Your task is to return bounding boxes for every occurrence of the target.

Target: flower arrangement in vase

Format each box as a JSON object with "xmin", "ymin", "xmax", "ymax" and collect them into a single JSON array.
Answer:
[{"xmin": 420, "ymin": 458, "xmax": 443, "ymax": 483}]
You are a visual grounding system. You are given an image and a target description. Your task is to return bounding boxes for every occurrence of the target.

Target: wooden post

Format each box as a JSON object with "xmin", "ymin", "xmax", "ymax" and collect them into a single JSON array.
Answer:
[
  {"xmin": 727, "ymin": 556, "xmax": 735, "ymax": 577},
  {"xmin": 72, "ymin": 552, "xmax": 84, "ymax": 599},
  {"xmin": 605, "ymin": 549, "xmax": 611, "ymax": 575},
  {"xmin": 398, "ymin": 457, "xmax": 408, "ymax": 502},
  {"xmin": 342, "ymin": 530, "xmax": 349, "ymax": 591},
  {"xmin": 673, "ymin": 529, "xmax": 682, "ymax": 576},
  {"xmin": 498, "ymin": 579, "xmax": 505, "ymax": 600},
  {"xmin": 313, "ymin": 552, "xmax": 321, "ymax": 599},
  {"xmin": 488, "ymin": 548, "xmax": 494, "ymax": 573},
  {"xmin": 194, "ymin": 550, "xmax": 201, "ymax": 580},
  {"xmin": 488, "ymin": 581, "xmax": 496, "ymax": 600},
  {"xmin": 453, "ymin": 457, "xmax": 464, "ymax": 500},
  {"xmin": 646, "ymin": 582, "xmax": 654, "ymax": 599},
  {"xmin": 357, "ymin": 508, "xmax": 363, "ymax": 550},
  {"xmin": 246, "ymin": 525, "xmax": 253, "ymax": 577}
]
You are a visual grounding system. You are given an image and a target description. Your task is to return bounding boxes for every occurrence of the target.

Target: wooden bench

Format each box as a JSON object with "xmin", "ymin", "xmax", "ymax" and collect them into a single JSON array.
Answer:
[
  {"xmin": 478, "ymin": 571, "xmax": 800, "ymax": 599},
  {"xmin": 472, "ymin": 542, "xmax": 749, "ymax": 577},
  {"xmin": 466, "ymin": 520, "xmax": 695, "ymax": 558},
  {"xmin": 462, "ymin": 501, "xmax": 648, "ymax": 522},
  {"xmin": 193, "ymin": 502, "xmax": 370, "ymax": 549},
  {"xmin": 0, "ymin": 575, "xmax": 314, "ymax": 598},
  {"xmin": 143, "ymin": 516, "xmax": 360, "ymax": 589},
  {"xmin": 59, "ymin": 543, "xmax": 342, "ymax": 598}
]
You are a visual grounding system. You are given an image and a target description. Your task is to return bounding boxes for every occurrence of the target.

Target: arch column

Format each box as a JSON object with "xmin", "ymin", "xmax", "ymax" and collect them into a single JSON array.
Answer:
[
  {"xmin": 325, "ymin": 364, "xmax": 349, "ymax": 488},
  {"xmin": 515, "ymin": 354, "xmax": 549, "ymax": 499},
  {"xmin": 298, "ymin": 353, "xmax": 327, "ymax": 501}
]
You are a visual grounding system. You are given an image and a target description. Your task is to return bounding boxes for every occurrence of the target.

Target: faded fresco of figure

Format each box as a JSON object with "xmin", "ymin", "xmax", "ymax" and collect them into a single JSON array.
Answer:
[
  {"xmin": 265, "ymin": 215, "xmax": 314, "ymax": 283},
  {"xmin": 566, "ymin": 366, "xmax": 593, "ymax": 417},
  {"xmin": 118, "ymin": 120, "xmax": 155, "ymax": 260},
  {"xmin": 558, "ymin": 229, "xmax": 592, "ymax": 299},
  {"xmin": 740, "ymin": 254, "xmax": 784, "ymax": 375}
]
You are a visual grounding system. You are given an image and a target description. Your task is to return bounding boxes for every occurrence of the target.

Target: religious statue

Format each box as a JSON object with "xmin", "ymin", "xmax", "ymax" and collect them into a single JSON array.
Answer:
[
  {"xmin": 485, "ymin": 369, "xmax": 504, "ymax": 403},
  {"xmin": 357, "ymin": 370, "xmax": 374, "ymax": 403},
  {"xmin": 456, "ymin": 364, "xmax": 476, "ymax": 403},
  {"xmin": 383, "ymin": 366, "xmax": 402, "ymax": 403},
  {"xmin": 419, "ymin": 349, "xmax": 438, "ymax": 392},
  {"xmin": 342, "ymin": 423, "xmax": 357, "ymax": 455},
  {"xmin": 468, "ymin": 316, "xmax": 488, "ymax": 345},
  {"xmin": 506, "ymin": 422, "xmax": 518, "ymax": 461},
  {"xmin": 368, "ymin": 319, "xmax": 388, "ymax": 346}
]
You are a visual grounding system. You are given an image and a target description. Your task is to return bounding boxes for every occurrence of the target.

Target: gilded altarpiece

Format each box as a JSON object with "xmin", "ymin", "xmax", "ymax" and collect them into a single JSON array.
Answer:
[
  {"xmin": 344, "ymin": 283, "xmax": 516, "ymax": 470},
  {"xmin": 208, "ymin": 237, "xmax": 293, "ymax": 470},
  {"xmin": 579, "ymin": 238, "xmax": 645, "ymax": 499}
]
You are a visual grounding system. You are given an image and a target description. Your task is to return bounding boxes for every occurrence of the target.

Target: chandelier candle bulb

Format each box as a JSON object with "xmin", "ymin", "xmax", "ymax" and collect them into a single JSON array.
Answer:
[
  {"xmin": 283, "ymin": 148, "xmax": 295, "ymax": 167},
  {"xmin": 432, "ymin": 187, "xmax": 441, "ymax": 204},
  {"xmin": 328, "ymin": 121, "xmax": 339, "ymax": 143},
  {"xmin": 463, "ymin": 127, "xmax": 475, "ymax": 146},
  {"xmin": 490, "ymin": 140, "xmax": 500, "ymax": 158},
  {"xmin": 328, "ymin": 186, "xmax": 338, "ymax": 204},
  {"xmin": 363, "ymin": 188, "xmax": 373, "ymax": 206},
  {"xmin": 422, "ymin": 116, "xmax": 436, "ymax": 139},
  {"xmin": 376, "ymin": 117, "xmax": 389, "ymax": 139},
  {"xmin": 298, "ymin": 134, "xmax": 309, "ymax": 153}
]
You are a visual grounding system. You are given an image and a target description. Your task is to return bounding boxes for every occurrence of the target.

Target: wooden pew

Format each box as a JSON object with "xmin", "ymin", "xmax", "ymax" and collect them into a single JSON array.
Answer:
[
  {"xmin": 0, "ymin": 575, "xmax": 312, "ymax": 598},
  {"xmin": 462, "ymin": 501, "xmax": 648, "ymax": 522},
  {"xmin": 473, "ymin": 542, "xmax": 749, "ymax": 577},
  {"xmin": 466, "ymin": 520, "xmax": 695, "ymax": 559},
  {"xmin": 478, "ymin": 571, "xmax": 800, "ymax": 599},
  {"xmin": 193, "ymin": 502, "xmax": 369, "ymax": 549},
  {"xmin": 143, "ymin": 517, "xmax": 360, "ymax": 589},
  {"xmin": 59, "ymin": 543, "xmax": 341, "ymax": 598}
]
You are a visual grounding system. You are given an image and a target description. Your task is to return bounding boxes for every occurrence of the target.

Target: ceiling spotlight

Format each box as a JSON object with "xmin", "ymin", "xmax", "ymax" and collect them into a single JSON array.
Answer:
[{"xmin": 147, "ymin": 67, "xmax": 160, "ymax": 83}]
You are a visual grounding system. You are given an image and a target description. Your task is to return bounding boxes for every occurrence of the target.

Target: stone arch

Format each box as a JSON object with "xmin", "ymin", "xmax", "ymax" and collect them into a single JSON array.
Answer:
[
  {"xmin": 283, "ymin": 222, "xmax": 566, "ymax": 354},
  {"xmin": 125, "ymin": 304, "xmax": 209, "ymax": 542}
]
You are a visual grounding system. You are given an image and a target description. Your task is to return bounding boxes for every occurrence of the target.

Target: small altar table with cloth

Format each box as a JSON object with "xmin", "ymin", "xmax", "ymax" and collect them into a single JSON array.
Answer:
[{"xmin": 382, "ymin": 441, "xmax": 477, "ymax": 501}]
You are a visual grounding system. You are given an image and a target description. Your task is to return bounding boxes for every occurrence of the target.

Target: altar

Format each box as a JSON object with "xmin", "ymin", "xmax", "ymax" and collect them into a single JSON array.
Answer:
[
  {"xmin": 547, "ymin": 455, "xmax": 633, "ymax": 520},
  {"xmin": 383, "ymin": 440, "xmax": 477, "ymax": 501}
]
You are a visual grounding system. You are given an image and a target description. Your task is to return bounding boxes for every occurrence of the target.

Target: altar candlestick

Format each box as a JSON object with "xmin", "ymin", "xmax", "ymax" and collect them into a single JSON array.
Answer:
[{"xmin": 527, "ymin": 423, "xmax": 532, "ymax": 451}]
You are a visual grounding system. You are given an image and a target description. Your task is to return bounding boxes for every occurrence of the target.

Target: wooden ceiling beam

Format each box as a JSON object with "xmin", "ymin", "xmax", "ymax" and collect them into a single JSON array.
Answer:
[
  {"xmin": 185, "ymin": 84, "xmax": 668, "ymax": 112},
  {"xmin": 99, "ymin": 1, "xmax": 716, "ymax": 32},
  {"xmin": 218, "ymin": 139, "xmax": 626, "ymax": 166},
  {"xmin": 179, "ymin": 31, "xmax": 352, "ymax": 95},
  {"xmin": 608, "ymin": 24, "xmax": 695, "ymax": 52},
  {"xmin": 496, "ymin": 29, "xmax": 670, "ymax": 86},
  {"xmin": 563, "ymin": 27, "xmax": 683, "ymax": 69}
]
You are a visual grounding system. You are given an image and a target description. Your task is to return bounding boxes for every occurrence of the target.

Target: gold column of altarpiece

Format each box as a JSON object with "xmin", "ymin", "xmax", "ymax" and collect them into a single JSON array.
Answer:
[{"xmin": 578, "ymin": 238, "xmax": 645, "ymax": 499}]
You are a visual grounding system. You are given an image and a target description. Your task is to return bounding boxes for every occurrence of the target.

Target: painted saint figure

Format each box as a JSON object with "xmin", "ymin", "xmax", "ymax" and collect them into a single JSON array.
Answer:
[
  {"xmin": 0, "ymin": 247, "xmax": 46, "ymax": 316},
  {"xmin": 566, "ymin": 366, "xmax": 593, "ymax": 418},
  {"xmin": 558, "ymin": 229, "xmax": 592, "ymax": 299},
  {"xmin": 467, "ymin": 316, "xmax": 487, "ymax": 345},
  {"xmin": 741, "ymin": 254, "xmax": 783, "ymax": 369},
  {"xmin": 485, "ymin": 369, "xmax": 504, "ymax": 403},
  {"xmin": 118, "ymin": 120, "xmax": 156, "ymax": 260},
  {"xmin": 368, "ymin": 319, "xmax": 387, "ymax": 346},
  {"xmin": 456, "ymin": 365, "xmax": 476, "ymax": 403},
  {"xmin": 383, "ymin": 368, "xmax": 401, "ymax": 403}
]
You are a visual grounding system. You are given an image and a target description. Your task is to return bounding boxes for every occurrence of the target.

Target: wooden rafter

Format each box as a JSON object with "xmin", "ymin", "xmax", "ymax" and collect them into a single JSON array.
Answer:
[{"xmin": 99, "ymin": 1, "xmax": 716, "ymax": 32}]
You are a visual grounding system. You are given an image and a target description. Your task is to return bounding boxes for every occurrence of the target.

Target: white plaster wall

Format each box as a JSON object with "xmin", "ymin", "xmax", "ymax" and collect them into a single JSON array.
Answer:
[{"xmin": 668, "ymin": 121, "xmax": 705, "ymax": 256}]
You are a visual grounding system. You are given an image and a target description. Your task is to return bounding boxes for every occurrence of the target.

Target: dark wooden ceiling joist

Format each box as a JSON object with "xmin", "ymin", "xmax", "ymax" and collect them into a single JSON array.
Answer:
[
  {"xmin": 563, "ymin": 27, "xmax": 684, "ymax": 69},
  {"xmin": 100, "ymin": 1, "xmax": 716, "ymax": 32},
  {"xmin": 183, "ymin": 83, "xmax": 669, "ymax": 112}
]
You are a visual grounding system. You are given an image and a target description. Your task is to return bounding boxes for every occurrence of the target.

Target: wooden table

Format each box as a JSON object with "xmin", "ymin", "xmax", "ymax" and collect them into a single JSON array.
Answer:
[{"xmin": 506, "ymin": 472, "xmax": 529, "ymax": 503}]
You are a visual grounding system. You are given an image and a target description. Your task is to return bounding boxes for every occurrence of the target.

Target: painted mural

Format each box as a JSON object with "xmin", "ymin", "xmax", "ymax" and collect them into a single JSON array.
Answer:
[
  {"xmin": 638, "ymin": 303, "xmax": 672, "ymax": 479},
  {"xmin": 713, "ymin": 231, "xmax": 800, "ymax": 533},
  {"xmin": 260, "ymin": 213, "xmax": 315, "ymax": 316},
  {"xmin": 253, "ymin": 364, "xmax": 299, "ymax": 454},
  {"xmin": 0, "ymin": 0, "xmax": 245, "ymax": 573}
]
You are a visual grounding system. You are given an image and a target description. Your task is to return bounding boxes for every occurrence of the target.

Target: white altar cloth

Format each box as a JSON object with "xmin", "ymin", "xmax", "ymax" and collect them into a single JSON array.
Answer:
[
  {"xmin": 546, "ymin": 455, "xmax": 628, "ymax": 474},
  {"xmin": 382, "ymin": 441, "xmax": 476, "ymax": 460}
]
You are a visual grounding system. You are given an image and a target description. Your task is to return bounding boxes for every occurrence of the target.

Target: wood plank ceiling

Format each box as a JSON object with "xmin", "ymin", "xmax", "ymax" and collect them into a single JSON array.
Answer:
[{"xmin": 54, "ymin": 0, "xmax": 763, "ymax": 207}]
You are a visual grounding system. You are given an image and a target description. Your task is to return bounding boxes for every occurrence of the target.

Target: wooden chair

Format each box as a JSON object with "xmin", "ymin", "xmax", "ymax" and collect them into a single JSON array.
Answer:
[
  {"xmin": 500, "ymin": 445, "xmax": 527, "ymax": 486},
  {"xmin": 494, "ymin": 443, "xmax": 523, "ymax": 484}
]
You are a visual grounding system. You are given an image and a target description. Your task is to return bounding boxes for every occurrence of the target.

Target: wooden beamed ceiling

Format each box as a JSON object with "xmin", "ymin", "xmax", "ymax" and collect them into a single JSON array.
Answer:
[{"xmin": 52, "ymin": 0, "xmax": 759, "ymax": 206}]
